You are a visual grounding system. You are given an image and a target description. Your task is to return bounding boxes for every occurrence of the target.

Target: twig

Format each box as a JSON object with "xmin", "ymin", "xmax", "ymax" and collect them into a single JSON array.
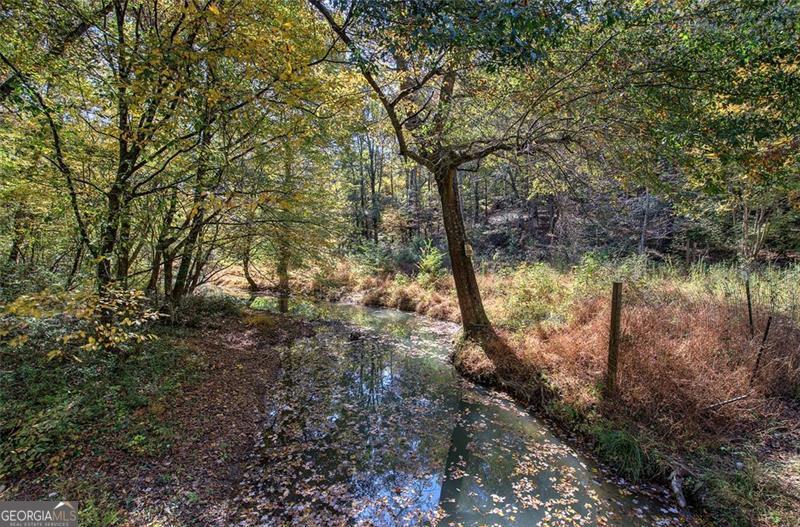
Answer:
[{"xmin": 703, "ymin": 392, "xmax": 752, "ymax": 411}]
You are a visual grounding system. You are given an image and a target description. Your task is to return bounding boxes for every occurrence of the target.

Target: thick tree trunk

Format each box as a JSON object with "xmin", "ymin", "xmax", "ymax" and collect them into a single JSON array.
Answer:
[
  {"xmin": 435, "ymin": 165, "xmax": 492, "ymax": 340},
  {"xmin": 97, "ymin": 185, "xmax": 123, "ymax": 290}
]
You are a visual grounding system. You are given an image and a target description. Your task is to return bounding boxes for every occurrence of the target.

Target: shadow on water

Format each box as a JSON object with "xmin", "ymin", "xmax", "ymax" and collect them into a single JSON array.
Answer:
[{"xmin": 238, "ymin": 297, "xmax": 688, "ymax": 526}]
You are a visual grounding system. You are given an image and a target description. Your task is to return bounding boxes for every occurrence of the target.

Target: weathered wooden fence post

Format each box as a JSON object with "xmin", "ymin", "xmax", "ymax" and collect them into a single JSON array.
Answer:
[
  {"xmin": 745, "ymin": 277, "xmax": 755, "ymax": 338},
  {"xmin": 606, "ymin": 281, "xmax": 623, "ymax": 396}
]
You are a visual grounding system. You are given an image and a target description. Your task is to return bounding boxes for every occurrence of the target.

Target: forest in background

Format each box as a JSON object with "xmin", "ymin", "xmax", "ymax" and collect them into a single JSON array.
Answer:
[{"xmin": 1, "ymin": 0, "xmax": 799, "ymax": 525}]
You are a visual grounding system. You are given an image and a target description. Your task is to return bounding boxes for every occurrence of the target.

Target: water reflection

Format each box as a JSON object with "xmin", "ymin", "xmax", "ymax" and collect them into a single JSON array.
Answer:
[{"xmin": 238, "ymin": 299, "xmax": 687, "ymax": 526}]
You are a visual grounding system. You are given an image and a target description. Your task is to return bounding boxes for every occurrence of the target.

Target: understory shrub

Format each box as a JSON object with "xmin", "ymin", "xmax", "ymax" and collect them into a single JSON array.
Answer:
[
  {"xmin": 352, "ymin": 241, "xmax": 394, "ymax": 274},
  {"xmin": 416, "ymin": 240, "xmax": 445, "ymax": 288},
  {"xmin": 1, "ymin": 288, "xmax": 160, "ymax": 361}
]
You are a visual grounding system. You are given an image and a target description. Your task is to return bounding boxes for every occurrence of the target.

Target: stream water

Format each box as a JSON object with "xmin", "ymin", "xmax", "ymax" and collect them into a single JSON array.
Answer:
[{"xmin": 237, "ymin": 298, "xmax": 688, "ymax": 526}]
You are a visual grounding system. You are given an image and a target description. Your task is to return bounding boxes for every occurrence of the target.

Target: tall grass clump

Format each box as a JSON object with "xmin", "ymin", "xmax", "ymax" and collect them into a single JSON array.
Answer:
[{"xmin": 595, "ymin": 428, "xmax": 649, "ymax": 481}]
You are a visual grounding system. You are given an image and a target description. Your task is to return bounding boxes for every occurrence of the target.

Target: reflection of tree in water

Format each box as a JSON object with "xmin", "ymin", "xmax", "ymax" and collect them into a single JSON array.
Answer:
[
  {"xmin": 349, "ymin": 339, "xmax": 395, "ymax": 408},
  {"xmin": 438, "ymin": 396, "xmax": 470, "ymax": 512},
  {"xmin": 247, "ymin": 329, "xmax": 458, "ymax": 524},
  {"xmin": 438, "ymin": 394, "xmax": 540, "ymax": 524},
  {"xmin": 342, "ymin": 337, "xmax": 458, "ymax": 522}
]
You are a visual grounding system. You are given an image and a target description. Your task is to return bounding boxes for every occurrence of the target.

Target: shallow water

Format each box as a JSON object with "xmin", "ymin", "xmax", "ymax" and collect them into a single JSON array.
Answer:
[{"xmin": 239, "ymin": 298, "xmax": 687, "ymax": 526}]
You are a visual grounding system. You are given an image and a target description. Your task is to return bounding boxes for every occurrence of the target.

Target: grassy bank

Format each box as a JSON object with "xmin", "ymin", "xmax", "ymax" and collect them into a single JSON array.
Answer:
[
  {"xmin": 1, "ymin": 319, "xmax": 203, "ymax": 523},
  {"xmin": 262, "ymin": 256, "xmax": 800, "ymax": 526},
  {"xmin": 0, "ymin": 294, "xmax": 311, "ymax": 525}
]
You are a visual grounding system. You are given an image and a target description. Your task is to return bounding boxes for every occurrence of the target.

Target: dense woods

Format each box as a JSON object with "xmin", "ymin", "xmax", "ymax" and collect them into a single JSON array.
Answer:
[{"xmin": 1, "ymin": 1, "xmax": 799, "ymax": 526}]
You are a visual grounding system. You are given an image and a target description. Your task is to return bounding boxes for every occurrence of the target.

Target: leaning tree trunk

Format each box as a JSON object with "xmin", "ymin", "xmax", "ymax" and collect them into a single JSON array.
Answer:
[
  {"xmin": 170, "ymin": 208, "xmax": 204, "ymax": 308},
  {"xmin": 242, "ymin": 246, "xmax": 259, "ymax": 292},
  {"xmin": 64, "ymin": 238, "xmax": 83, "ymax": 289},
  {"xmin": 435, "ymin": 165, "xmax": 493, "ymax": 341}
]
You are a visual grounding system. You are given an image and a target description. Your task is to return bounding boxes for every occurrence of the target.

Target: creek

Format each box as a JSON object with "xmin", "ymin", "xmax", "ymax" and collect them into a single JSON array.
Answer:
[{"xmin": 236, "ymin": 298, "xmax": 686, "ymax": 526}]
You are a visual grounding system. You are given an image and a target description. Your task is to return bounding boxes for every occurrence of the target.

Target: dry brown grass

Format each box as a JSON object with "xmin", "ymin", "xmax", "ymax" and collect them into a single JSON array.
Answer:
[
  {"xmin": 245, "ymin": 262, "xmax": 799, "ymax": 447},
  {"xmin": 330, "ymin": 271, "xmax": 462, "ymax": 323},
  {"xmin": 508, "ymin": 292, "xmax": 800, "ymax": 444},
  {"xmin": 212, "ymin": 265, "xmax": 253, "ymax": 291}
]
